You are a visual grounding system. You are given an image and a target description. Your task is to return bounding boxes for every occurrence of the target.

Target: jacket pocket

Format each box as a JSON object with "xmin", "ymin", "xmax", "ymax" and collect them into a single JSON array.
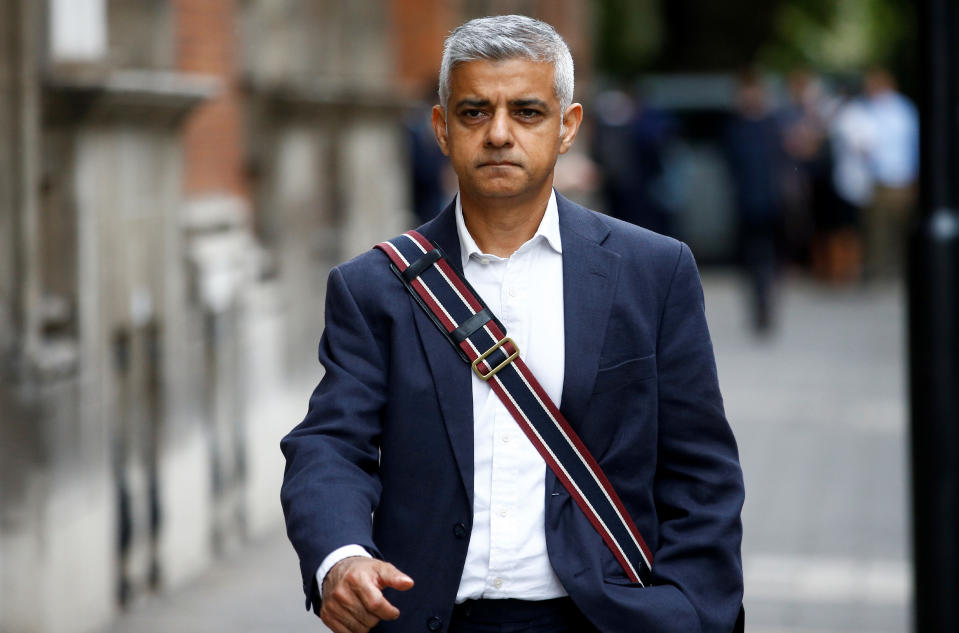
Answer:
[
  {"xmin": 603, "ymin": 575, "xmax": 644, "ymax": 587},
  {"xmin": 592, "ymin": 354, "xmax": 657, "ymax": 395}
]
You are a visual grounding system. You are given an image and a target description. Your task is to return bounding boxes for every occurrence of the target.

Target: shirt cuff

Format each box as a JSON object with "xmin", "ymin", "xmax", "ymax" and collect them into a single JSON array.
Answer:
[{"xmin": 315, "ymin": 545, "xmax": 373, "ymax": 599}]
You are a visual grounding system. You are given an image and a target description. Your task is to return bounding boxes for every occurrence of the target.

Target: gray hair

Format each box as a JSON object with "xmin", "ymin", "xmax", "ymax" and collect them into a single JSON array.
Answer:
[{"xmin": 438, "ymin": 15, "xmax": 575, "ymax": 113}]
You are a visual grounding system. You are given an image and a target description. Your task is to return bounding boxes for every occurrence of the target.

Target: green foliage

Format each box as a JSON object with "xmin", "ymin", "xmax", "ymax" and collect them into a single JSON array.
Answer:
[
  {"xmin": 593, "ymin": 0, "xmax": 663, "ymax": 77},
  {"xmin": 592, "ymin": 0, "xmax": 913, "ymax": 76},
  {"xmin": 760, "ymin": 0, "xmax": 913, "ymax": 71}
]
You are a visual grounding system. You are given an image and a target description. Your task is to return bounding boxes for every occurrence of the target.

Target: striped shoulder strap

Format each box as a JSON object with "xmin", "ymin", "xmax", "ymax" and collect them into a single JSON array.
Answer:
[{"xmin": 374, "ymin": 230, "xmax": 653, "ymax": 586}]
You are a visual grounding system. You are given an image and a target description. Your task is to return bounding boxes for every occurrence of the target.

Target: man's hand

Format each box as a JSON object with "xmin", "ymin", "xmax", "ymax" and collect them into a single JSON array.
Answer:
[{"xmin": 320, "ymin": 557, "xmax": 414, "ymax": 633}]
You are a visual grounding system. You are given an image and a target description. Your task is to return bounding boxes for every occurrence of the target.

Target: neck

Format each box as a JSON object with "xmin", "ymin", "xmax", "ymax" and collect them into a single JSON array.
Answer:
[{"xmin": 460, "ymin": 188, "xmax": 552, "ymax": 258}]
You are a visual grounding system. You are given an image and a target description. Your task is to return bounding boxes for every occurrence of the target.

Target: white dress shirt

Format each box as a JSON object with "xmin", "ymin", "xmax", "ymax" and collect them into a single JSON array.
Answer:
[
  {"xmin": 317, "ymin": 191, "xmax": 567, "ymax": 602},
  {"xmin": 866, "ymin": 91, "xmax": 919, "ymax": 187},
  {"xmin": 454, "ymin": 190, "xmax": 567, "ymax": 601}
]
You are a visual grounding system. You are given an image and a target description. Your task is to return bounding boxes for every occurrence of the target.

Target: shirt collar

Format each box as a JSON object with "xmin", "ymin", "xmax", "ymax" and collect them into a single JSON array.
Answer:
[{"xmin": 454, "ymin": 190, "xmax": 563, "ymax": 268}]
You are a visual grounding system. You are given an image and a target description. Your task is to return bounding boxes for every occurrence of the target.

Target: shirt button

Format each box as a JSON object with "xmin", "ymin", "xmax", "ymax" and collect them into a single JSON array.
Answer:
[
  {"xmin": 480, "ymin": 257, "xmax": 489, "ymax": 265},
  {"xmin": 508, "ymin": 287, "xmax": 518, "ymax": 298},
  {"xmin": 427, "ymin": 615, "xmax": 443, "ymax": 631},
  {"xmin": 501, "ymin": 434, "xmax": 511, "ymax": 443},
  {"xmin": 493, "ymin": 578, "xmax": 504, "ymax": 589},
  {"xmin": 498, "ymin": 508, "xmax": 508, "ymax": 517}
]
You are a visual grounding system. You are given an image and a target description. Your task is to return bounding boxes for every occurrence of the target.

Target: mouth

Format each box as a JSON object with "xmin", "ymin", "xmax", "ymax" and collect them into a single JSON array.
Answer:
[{"xmin": 478, "ymin": 161, "xmax": 520, "ymax": 168}]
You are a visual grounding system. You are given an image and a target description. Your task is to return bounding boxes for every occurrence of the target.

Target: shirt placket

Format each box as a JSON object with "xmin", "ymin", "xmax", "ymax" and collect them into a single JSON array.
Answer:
[{"xmin": 485, "ymin": 250, "xmax": 531, "ymax": 595}]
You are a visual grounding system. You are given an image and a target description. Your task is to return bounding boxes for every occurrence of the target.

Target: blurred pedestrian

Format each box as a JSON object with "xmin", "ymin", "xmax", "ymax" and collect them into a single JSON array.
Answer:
[
  {"xmin": 405, "ymin": 84, "xmax": 453, "ymax": 224},
  {"xmin": 860, "ymin": 68, "xmax": 918, "ymax": 280},
  {"xmin": 775, "ymin": 70, "xmax": 822, "ymax": 265},
  {"xmin": 723, "ymin": 70, "xmax": 785, "ymax": 333},
  {"xmin": 823, "ymin": 77, "xmax": 875, "ymax": 282},
  {"xmin": 591, "ymin": 86, "xmax": 677, "ymax": 236}
]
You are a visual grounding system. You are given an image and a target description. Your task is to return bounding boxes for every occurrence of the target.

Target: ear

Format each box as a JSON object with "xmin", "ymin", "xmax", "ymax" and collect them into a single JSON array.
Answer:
[
  {"xmin": 431, "ymin": 105, "xmax": 450, "ymax": 156},
  {"xmin": 558, "ymin": 103, "xmax": 583, "ymax": 155}
]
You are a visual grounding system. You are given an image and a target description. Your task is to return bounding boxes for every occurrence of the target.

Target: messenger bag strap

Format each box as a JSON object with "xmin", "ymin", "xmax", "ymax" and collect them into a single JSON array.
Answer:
[{"xmin": 374, "ymin": 230, "xmax": 654, "ymax": 586}]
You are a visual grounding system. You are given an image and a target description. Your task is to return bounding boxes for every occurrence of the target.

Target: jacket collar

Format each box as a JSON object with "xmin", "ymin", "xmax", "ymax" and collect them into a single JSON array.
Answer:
[{"xmin": 419, "ymin": 191, "xmax": 611, "ymax": 267}]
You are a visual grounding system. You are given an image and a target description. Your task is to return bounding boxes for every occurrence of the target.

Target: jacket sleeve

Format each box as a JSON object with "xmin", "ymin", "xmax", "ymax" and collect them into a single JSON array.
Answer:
[
  {"xmin": 280, "ymin": 265, "xmax": 388, "ymax": 611},
  {"xmin": 652, "ymin": 243, "xmax": 745, "ymax": 633}
]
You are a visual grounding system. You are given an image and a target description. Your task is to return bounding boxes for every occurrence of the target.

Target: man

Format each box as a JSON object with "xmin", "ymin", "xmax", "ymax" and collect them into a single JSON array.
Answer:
[
  {"xmin": 722, "ymin": 71, "xmax": 786, "ymax": 333},
  {"xmin": 281, "ymin": 15, "xmax": 744, "ymax": 633},
  {"xmin": 861, "ymin": 67, "xmax": 918, "ymax": 279}
]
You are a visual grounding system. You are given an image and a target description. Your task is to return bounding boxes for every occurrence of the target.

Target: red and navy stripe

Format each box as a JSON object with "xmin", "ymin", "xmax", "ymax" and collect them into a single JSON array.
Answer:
[{"xmin": 374, "ymin": 230, "xmax": 653, "ymax": 586}]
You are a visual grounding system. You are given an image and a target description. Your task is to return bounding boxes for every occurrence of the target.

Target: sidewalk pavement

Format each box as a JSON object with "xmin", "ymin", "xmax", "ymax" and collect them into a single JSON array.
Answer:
[
  {"xmin": 107, "ymin": 528, "xmax": 325, "ymax": 633},
  {"xmin": 707, "ymin": 274, "xmax": 909, "ymax": 633}
]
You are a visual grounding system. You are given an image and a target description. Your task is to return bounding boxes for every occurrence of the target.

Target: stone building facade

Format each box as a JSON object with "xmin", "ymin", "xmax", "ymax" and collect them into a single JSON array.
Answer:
[{"xmin": 0, "ymin": 2, "xmax": 588, "ymax": 632}]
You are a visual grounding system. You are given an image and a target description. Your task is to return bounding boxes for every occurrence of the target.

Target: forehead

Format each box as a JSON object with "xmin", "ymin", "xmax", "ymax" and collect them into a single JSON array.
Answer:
[{"xmin": 448, "ymin": 58, "xmax": 556, "ymax": 103}]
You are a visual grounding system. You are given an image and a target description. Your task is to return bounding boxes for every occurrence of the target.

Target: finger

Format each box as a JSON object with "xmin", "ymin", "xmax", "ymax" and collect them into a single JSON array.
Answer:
[
  {"xmin": 325, "ymin": 586, "xmax": 376, "ymax": 631},
  {"xmin": 356, "ymin": 582, "xmax": 400, "ymax": 621},
  {"xmin": 333, "ymin": 580, "xmax": 382, "ymax": 628},
  {"xmin": 376, "ymin": 563, "xmax": 414, "ymax": 591},
  {"xmin": 324, "ymin": 605, "xmax": 371, "ymax": 633},
  {"xmin": 343, "ymin": 597, "xmax": 382, "ymax": 630},
  {"xmin": 319, "ymin": 607, "xmax": 353, "ymax": 633}
]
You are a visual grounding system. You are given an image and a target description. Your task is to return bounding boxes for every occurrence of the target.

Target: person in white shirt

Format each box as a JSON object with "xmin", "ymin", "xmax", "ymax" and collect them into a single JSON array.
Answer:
[
  {"xmin": 281, "ymin": 15, "xmax": 744, "ymax": 633},
  {"xmin": 823, "ymin": 81, "xmax": 877, "ymax": 281},
  {"xmin": 861, "ymin": 68, "xmax": 919, "ymax": 279}
]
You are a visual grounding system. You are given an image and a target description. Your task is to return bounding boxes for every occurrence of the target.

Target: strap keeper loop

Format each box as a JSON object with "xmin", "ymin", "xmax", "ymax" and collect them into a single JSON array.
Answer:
[
  {"xmin": 451, "ymin": 308, "xmax": 495, "ymax": 344},
  {"xmin": 401, "ymin": 248, "xmax": 442, "ymax": 283}
]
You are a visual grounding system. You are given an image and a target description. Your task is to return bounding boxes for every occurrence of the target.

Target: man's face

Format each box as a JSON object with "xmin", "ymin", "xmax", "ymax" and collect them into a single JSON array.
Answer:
[{"xmin": 432, "ymin": 58, "xmax": 581, "ymax": 205}]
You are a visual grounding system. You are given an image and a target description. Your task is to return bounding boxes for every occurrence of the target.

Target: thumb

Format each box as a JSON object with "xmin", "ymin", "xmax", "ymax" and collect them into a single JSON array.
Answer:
[{"xmin": 377, "ymin": 563, "xmax": 414, "ymax": 591}]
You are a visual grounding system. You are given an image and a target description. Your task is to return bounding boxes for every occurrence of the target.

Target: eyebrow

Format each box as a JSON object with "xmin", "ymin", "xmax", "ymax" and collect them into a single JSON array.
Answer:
[
  {"xmin": 454, "ymin": 98, "xmax": 490, "ymax": 109},
  {"xmin": 510, "ymin": 98, "xmax": 548, "ymax": 109},
  {"xmin": 453, "ymin": 98, "xmax": 550, "ymax": 109}
]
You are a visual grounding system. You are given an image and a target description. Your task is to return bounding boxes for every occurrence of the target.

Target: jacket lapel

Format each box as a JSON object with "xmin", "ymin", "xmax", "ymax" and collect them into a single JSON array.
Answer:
[
  {"xmin": 411, "ymin": 201, "xmax": 475, "ymax": 504},
  {"xmin": 556, "ymin": 194, "xmax": 621, "ymax": 433},
  {"xmin": 405, "ymin": 195, "xmax": 620, "ymax": 505}
]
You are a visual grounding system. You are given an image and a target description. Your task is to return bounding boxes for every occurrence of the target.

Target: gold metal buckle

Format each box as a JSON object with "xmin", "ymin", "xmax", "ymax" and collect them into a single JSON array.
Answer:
[{"xmin": 471, "ymin": 337, "xmax": 519, "ymax": 381}]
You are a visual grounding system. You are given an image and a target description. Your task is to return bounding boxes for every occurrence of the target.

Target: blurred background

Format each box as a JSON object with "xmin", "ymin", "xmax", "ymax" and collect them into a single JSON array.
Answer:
[{"xmin": 0, "ymin": 1, "xmax": 919, "ymax": 632}]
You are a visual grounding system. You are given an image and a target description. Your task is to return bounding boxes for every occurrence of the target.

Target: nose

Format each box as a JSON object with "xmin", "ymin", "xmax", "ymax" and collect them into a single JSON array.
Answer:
[{"xmin": 485, "ymin": 109, "xmax": 513, "ymax": 148}]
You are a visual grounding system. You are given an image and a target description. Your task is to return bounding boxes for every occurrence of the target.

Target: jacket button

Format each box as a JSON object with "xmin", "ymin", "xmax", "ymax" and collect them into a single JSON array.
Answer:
[
  {"xmin": 427, "ymin": 615, "xmax": 443, "ymax": 631},
  {"xmin": 452, "ymin": 522, "xmax": 467, "ymax": 539}
]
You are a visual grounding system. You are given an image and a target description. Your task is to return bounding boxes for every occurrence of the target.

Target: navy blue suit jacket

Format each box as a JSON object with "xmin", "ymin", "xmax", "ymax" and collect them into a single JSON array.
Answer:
[{"xmin": 281, "ymin": 194, "xmax": 744, "ymax": 633}]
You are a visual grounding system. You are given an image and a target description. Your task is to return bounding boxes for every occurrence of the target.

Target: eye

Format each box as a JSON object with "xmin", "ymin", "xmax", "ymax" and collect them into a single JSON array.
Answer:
[
  {"xmin": 460, "ymin": 109, "xmax": 487, "ymax": 120},
  {"xmin": 515, "ymin": 109, "xmax": 543, "ymax": 120}
]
